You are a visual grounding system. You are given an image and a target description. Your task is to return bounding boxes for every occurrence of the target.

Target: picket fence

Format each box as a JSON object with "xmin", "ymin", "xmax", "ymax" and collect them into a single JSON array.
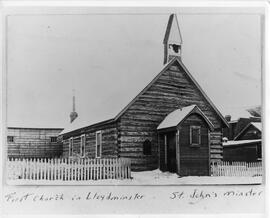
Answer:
[
  {"xmin": 211, "ymin": 161, "xmax": 262, "ymax": 177},
  {"xmin": 7, "ymin": 158, "xmax": 131, "ymax": 181}
]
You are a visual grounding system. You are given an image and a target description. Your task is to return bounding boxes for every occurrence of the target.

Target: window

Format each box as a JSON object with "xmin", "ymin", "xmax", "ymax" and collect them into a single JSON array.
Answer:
[
  {"xmin": 143, "ymin": 139, "xmax": 152, "ymax": 155},
  {"xmin": 96, "ymin": 131, "xmax": 102, "ymax": 158},
  {"xmin": 69, "ymin": 137, "xmax": 73, "ymax": 157},
  {"xmin": 7, "ymin": 136, "xmax": 14, "ymax": 143},
  {"xmin": 50, "ymin": 137, "xmax": 57, "ymax": 143},
  {"xmin": 190, "ymin": 126, "xmax": 201, "ymax": 146},
  {"xmin": 81, "ymin": 134, "xmax": 86, "ymax": 157}
]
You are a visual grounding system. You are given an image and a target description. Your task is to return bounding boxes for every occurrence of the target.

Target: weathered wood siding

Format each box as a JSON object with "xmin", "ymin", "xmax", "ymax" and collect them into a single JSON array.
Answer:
[
  {"xmin": 62, "ymin": 123, "xmax": 118, "ymax": 159},
  {"xmin": 7, "ymin": 128, "xmax": 63, "ymax": 158},
  {"xmin": 178, "ymin": 114, "xmax": 210, "ymax": 176},
  {"xmin": 119, "ymin": 62, "xmax": 223, "ymax": 170}
]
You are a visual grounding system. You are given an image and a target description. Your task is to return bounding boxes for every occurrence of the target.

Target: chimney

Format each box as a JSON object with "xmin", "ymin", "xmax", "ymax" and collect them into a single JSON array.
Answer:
[{"xmin": 70, "ymin": 89, "xmax": 78, "ymax": 123}]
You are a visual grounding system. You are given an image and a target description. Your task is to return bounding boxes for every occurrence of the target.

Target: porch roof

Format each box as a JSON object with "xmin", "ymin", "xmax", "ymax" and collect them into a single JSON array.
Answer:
[{"xmin": 157, "ymin": 104, "xmax": 215, "ymax": 131}]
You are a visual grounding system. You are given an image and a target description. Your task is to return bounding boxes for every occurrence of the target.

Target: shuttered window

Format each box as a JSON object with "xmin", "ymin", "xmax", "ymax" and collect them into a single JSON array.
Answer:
[
  {"xmin": 81, "ymin": 135, "xmax": 86, "ymax": 157},
  {"xmin": 69, "ymin": 137, "xmax": 73, "ymax": 157},
  {"xmin": 190, "ymin": 126, "xmax": 201, "ymax": 146},
  {"xmin": 7, "ymin": 136, "xmax": 14, "ymax": 143},
  {"xmin": 96, "ymin": 131, "xmax": 102, "ymax": 158},
  {"xmin": 143, "ymin": 139, "xmax": 152, "ymax": 155}
]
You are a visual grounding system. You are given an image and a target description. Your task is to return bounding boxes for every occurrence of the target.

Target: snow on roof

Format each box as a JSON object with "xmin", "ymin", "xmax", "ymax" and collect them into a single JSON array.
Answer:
[
  {"xmin": 223, "ymin": 139, "xmax": 261, "ymax": 147},
  {"xmin": 8, "ymin": 126, "xmax": 63, "ymax": 130},
  {"xmin": 251, "ymin": 122, "xmax": 262, "ymax": 131},
  {"xmin": 157, "ymin": 105, "xmax": 196, "ymax": 130},
  {"xmin": 157, "ymin": 104, "xmax": 215, "ymax": 131},
  {"xmin": 7, "ymin": 123, "xmax": 64, "ymax": 129},
  {"xmin": 60, "ymin": 113, "xmax": 114, "ymax": 135}
]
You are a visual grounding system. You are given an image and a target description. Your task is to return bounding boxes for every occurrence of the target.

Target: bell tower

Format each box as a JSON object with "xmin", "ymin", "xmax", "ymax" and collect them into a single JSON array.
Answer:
[
  {"xmin": 163, "ymin": 14, "xmax": 183, "ymax": 64},
  {"xmin": 70, "ymin": 89, "xmax": 78, "ymax": 123}
]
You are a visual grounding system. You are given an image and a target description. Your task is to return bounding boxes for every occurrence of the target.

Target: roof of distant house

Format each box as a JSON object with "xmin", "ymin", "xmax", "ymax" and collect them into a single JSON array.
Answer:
[
  {"xmin": 234, "ymin": 122, "xmax": 262, "ymax": 140},
  {"xmin": 223, "ymin": 139, "xmax": 261, "ymax": 147}
]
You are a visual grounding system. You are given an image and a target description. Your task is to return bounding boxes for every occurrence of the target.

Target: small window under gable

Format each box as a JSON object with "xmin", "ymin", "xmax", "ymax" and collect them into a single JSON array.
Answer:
[
  {"xmin": 96, "ymin": 131, "xmax": 102, "ymax": 158},
  {"xmin": 190, "ymin": 126, "xmax": 201, "ymax": 146},
  {"xmin": 69, "ymin": 137, "xmax": 73, "ymax": 157},
  {"xmin": 81, "ymin": 134, "xmax": 86, "ymax": 157},
  {"xmin": 143, "ymin": 139, "xmax": 152, "ymax": 155}
]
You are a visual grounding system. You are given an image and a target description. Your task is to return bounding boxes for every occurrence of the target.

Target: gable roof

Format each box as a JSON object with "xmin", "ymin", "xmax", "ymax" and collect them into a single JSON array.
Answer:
[
  {"xmin": 60, "ymin": 57, "xmax": 229, "ymax": 135},
  {"xmin": 114, "ymin": 57, "xmax": 229, "ymax": 127},
  {"xmin": 234, "ymin": 122, "xmax": 262, "ymax": 140},
  {"xmin": 157, "ymin": 104, "xmax": 215, "ymax": 131}
]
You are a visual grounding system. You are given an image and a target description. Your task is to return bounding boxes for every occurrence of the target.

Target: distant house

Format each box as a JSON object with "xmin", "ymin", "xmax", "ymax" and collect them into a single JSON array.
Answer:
[
  {"xmin": 222, "ymin": 110, "xmax": 261, "ymax": 141},
  {"xmin": 7, "ymin": 127, "xmax": 63, "ymax": 159},
  {"xmin": 223, "ymin": 139, "xmax": 262, "ymax": 162},
  {"xmin": 59, "ymin": 14, "xmax": 228, "ymax": 176},
  {"xmin": 223, "ymin": 121, "xmax": 262, "ymax": 162}
]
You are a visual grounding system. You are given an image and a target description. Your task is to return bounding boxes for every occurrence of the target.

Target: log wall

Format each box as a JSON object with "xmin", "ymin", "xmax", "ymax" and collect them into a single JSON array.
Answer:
[
  {"xmin": 62, "ymin": 123, "xmax": 118, "ymax": 159},
  {"xmin": 7, "ymin": 127, "xmax": 63, "ymax": 158},
  {"xmin": 209, "ymin": 131, "xmax": 223, "ymax": 161}
]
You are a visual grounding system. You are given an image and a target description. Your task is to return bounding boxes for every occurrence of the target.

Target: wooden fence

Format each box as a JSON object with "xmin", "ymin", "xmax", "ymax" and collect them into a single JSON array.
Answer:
[
  {"xmin": 7, "ymin": 158, "xmax": 131, "ymax": 181},
  {"xmin": 211, "ymin": 161, "xmax": 262, "ymax": 177}
]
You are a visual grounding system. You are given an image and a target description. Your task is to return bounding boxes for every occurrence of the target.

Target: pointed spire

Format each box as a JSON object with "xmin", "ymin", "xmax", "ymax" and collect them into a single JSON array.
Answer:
[
  {"xmin": 70, "ymin": 89, "xmax": 78, "ymax": 123},
  {"xmin": 72, "ymin": 89, "xmax": 76, "ymax": 112},
  {"xmin": 163, "ymin": 14, "xmax": 183, "ymax": 64}
]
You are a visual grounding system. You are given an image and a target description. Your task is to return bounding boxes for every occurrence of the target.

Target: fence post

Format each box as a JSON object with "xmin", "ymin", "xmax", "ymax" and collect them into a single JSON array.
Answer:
[{"xmin": 103, "ymin": 159, "xmax": 106, "ymax": 180}]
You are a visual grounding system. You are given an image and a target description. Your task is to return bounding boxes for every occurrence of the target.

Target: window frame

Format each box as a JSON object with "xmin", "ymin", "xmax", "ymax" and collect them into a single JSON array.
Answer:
[
  {"xmin": 69, "ymin": 137, "xmax": 74, "ymax": 157},
  {"xmin": 190, "ymin": 126, "xmax": 201, "ymax": 146},
  {"xmin": 50, "ymin": 136, "xmax": 57, "ymax": 143},
  {"xmin": 95, "ymin": 131, "xmax": 102, "ymax": 158},
  {"xmin": 80, "ymin": 134, "xmax": 86, "ymax": 157}
]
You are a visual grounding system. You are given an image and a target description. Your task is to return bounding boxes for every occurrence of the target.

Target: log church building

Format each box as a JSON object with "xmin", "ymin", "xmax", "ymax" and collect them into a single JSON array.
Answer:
[{"xmin": 59, "ymin": 14, "xmax": 229, "ymax": 176}]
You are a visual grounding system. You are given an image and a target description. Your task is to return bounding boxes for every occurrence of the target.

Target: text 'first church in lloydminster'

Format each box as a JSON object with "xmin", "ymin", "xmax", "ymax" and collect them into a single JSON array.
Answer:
[{"xmin": 58, "ymin": 14, "xmax": 229, "ymax": 177}]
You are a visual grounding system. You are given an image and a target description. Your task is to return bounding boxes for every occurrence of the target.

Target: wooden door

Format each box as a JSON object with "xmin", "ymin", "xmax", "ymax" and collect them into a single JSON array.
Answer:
[
  {"xmin": 178, "ymin": 115, "xmax": 210, "ymax": 176},
  {"xmin": 167, "ymin": 132, "xmax": 177, "ymax": 173}
]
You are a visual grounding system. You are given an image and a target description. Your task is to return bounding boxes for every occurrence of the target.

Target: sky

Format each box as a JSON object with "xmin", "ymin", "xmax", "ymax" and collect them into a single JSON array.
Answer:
[{"xmin": 6, "ymin": 12, "xmax": 262, "ymax": 128}]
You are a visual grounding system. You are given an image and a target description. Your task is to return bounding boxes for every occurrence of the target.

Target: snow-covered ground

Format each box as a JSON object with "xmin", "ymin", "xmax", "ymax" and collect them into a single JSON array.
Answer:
[{"xmin": 7, "ymin": 169, "xmax": 263, "ymax": 185}]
